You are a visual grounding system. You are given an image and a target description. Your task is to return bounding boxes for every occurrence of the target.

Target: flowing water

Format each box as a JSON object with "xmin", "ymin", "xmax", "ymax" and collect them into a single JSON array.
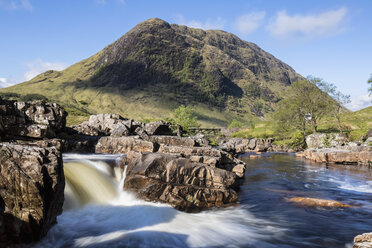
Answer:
[{"xmin": 34, "ymin": 153, "xmax": 372, "ymax": 248}]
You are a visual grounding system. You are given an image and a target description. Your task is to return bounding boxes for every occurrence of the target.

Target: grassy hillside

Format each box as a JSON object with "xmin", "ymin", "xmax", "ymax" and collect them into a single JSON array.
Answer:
[
  {"xmin": 0, "ymin": 18, "xmax": 303, "ymax": 126},
  {"xmin": 233, "ymin": 106, "xmax": 372, "ymax": 143}
]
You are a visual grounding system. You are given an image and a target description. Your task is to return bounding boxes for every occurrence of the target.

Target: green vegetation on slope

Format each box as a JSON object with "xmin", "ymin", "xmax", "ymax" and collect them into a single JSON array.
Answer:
[{"xmin": 233, "ymin": 106, "xmax": 372, "ymax": 146}]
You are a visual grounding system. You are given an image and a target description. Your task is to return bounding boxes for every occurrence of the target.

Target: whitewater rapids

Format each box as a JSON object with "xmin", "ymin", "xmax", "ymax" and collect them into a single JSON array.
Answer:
[{"xmin": 35, "ymin": 154, "xmax": 283, "ymax": 248}]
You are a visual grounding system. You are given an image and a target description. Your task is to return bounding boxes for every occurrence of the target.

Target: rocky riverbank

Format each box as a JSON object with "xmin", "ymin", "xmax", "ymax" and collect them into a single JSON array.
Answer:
[
  {"xmin": 0, "ymin": 98, "xmax": 248, "ymax": 244},
  {"xmin": 298, "ymin": 133, "xmax": 372, "ymax": 166},
  {"xmin": 0, "ymin": 98, "xmax": 67, "ymax": 245},
  {"xmin": 299, "ymin": 146, "xmax": 372, "ymax": 166},
  {"xmin": 1, "ymin": 97, "xmax": 370, "ymax": 245}
]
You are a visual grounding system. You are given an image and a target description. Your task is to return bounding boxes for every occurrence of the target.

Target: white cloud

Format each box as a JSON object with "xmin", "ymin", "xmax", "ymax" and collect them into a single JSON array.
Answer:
[
  {"xmin": 175, "ymin": 14, "xmax": 225, "ymax": 30},
  {"xmin": 267, "ymin": 8, "xmax": 347, "ymax": 38},
  {"xmin": 24, "ymin": 59, "xmax": 67, "ymax": 81},
  {"xmin": 345, "ymin": 94, "xmax": 372, "ymax": 111},
  {"xmin": 234, "ymin": 12, "xmax": 266, "ymax": 35},
  {"xmin": 0, "ymin": 0, "xmax": 32, "ymax": 10},
  {"xmin": 0, "ymin": 78, "xmax": 18, "ymax": 88}
]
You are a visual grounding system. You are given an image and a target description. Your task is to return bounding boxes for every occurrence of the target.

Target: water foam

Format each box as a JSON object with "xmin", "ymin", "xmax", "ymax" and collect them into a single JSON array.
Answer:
[{"xmin": 36, "ymin": 155, "xmax": 284, "ymax": 248}]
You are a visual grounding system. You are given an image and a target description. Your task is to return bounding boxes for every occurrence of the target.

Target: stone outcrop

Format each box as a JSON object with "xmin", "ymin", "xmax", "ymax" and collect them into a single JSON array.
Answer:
[
  {"xmin": 147, "ymin": 135, "xmax": 195, "ymax": 147},
  {"xmin": 305, "ymin": 133, "xmax": 348, "ymax": 149},
  {"xmin": 143, "ymin": 121, "xmax": 172, "ymax": 136},
  {"xmin": 189, "ymin": 133, "xmax": 209, "ymax": 146},
  {"xmin": 0, "ymin": 144, "xmax": 64, "ymax": 244},
  {"xmin": 124, "ymin": 151, "xmax": 239, "ymax": 212},
  {"xmin": 219, "ymin": 138, "xmax": 273, "ymax": 153},
  {"xmin": 70, "ymin": 114, "xmax": 174, "ymax": 138},
  {"xmin": 158, "ymin": 144, "xmax": 222, "ymax": 157},
  {"xmin": 70, "ymin": 121, "xmax": 108, "ymax": 136},
  {"xmin": 0, "ymin": 98, "xmax": 66, "ymax": 139},
  {"xmin": 302, "ymin": 147, "xmax": 372, "ymax": 166},
  {"xmin": 95, "ymin": 136, "xmax": 156, "ymax": 154},
  {"xmin": 353, "ymin": 232, "xmax": 372, "ymax": 248}
]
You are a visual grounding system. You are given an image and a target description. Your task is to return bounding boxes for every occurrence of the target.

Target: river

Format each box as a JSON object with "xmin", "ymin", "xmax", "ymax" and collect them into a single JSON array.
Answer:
[{"xmin": 34, "ymin": 153, "xmax": 372, "ymax": 248}]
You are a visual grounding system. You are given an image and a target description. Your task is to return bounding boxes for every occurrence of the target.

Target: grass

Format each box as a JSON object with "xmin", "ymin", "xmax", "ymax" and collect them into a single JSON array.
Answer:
[{"xmin": 232, "ymin": 106, "xmax": 372, "ymax": 144}]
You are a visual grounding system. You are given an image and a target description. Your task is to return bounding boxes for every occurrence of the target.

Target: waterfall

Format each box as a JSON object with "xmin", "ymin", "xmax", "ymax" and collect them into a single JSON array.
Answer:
[
  {"xmin": 36, "ymin": 154, "xmax": 282, "ymax": 248},
  {"xmin": 63, "ymin": 157, "xmax": 123, "ymax": 210}
]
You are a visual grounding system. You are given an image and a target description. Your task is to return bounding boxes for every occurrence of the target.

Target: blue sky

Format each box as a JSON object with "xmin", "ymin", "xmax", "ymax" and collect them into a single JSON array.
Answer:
[{"xmin": 0, "ymin": 0, "xmax": 371, "ymax": 110}]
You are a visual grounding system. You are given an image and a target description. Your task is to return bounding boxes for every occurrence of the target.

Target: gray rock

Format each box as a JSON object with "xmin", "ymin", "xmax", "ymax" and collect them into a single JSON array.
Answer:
[
  {"xmin": 189, "ymin": 133, "xmax": 209, "ymax": 146},
  {"xmin": 124, "ymin": 151, "xmax": 239, "ymax": 212},
  {"xmin": 111, "ymin": 123, "xmax": 130, "ymax": 137},
  {"xmin": 147, "ymin": 135, "xmax": 195, "ymax": 147},
  {"xmin": 95, "ymin": 136, "xmax": 155, "ymax": 154},
  {"xmin": 353, "ymin": 232, "xmax": 372, "ymax": 248},
  {"xmin": 0, "ymin": 144, "xmax": 64, "ymax": 245},
  {"xmin": 306, "ymin": 133, "xmax": 348, "ymax": 149},
  {"xmin": 0, "ymin": 98, "xmax": 66, "ymax": 139},
  {"xmin": 70, "ymin": 121, "xmax": 108, "ymax": 136},
  {"xmin": 144, "ymin": 121, "xmax": 172, "ymax": 136}
]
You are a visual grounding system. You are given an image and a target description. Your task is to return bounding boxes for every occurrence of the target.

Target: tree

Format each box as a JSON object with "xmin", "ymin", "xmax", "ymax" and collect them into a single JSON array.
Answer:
[
  {"xmin": 172, "ymin": 105, "xmax": 199, "ymax": 130},
  {"xmin": 308, "ymin": 76, "xmax": 350, "ymax": 133},
  {"xmin": 275, "ymin": 96, "xmax": 308, "ymax": 145},
  {"xmin": 275, "ymin": 79, "xmax": 330, "ymax": 136}
]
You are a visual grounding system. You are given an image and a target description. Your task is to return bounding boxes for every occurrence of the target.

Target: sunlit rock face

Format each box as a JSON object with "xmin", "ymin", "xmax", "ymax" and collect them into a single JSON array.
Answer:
[
  {"xmin": 303, "ymin": 147, "xmax": 372, "ymax": 165},
  {"xmin": 0, "ymin": 98, "xmax": 66, "ymax": 139},
  {"xmin": 353, "ymin": 232, "xmax": 372, "ymax": 248},
  {"xmin": 124, "ymin": 151, "xmax": 240, "ymax": 212},
  {"xmin": 0, "ymin": 143, "xmax": 64, "ymax": 245}
]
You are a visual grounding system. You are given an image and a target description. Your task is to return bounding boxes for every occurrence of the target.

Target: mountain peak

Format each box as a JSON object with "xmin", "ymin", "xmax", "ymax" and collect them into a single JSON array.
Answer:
[{"xmin": 1, "ymin": 18, "xmax": 303, "ymax": 126}]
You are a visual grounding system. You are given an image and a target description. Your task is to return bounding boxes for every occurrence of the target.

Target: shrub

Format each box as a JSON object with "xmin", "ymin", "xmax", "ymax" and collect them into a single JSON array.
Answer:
[
  {"xmin": 173, "ymin": 105, "xmax": 199, "ymax": 130},
  {"xmin": 228, "ymin": 119, "xmax": 243, "ymax": 128},
  {"xmin": 20, "ymin": 94, "xmax": 48, "ymax": 102}
]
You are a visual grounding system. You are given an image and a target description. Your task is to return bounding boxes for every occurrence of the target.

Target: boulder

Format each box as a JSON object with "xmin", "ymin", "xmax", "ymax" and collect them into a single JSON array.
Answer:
[
  {"xmin": 70, "ymin": 121, "xmax": 108, "ymax": 136},
  {"xmin": 306, "ymin": 133, "xmax": 348, "ymax": 149},
  {"xmin": 124, "ymin": 152, "xmax": 239, "ymax": 212},
  {"xmin": 219, "ymin": 138, "xmax": 273, "ymax": 153},
  {"xmin": 110, "ymin": 122, "xmax": 131, "ymax": 137},
  {"xmin": 87, "ymin": 114, "xmax": 138, "ymax": 135},
  {"xmin": 144, "ymin": 121, "xmax": 172, "ymax": 136},
  {"xmin": 0, "ymin": 144, "xmax": 64, "ymax": 244},
  {"xmin": 156, "ymin": 144, "xmax": 245, "ymax": 178},
  {"xmin": 189, "ymin": 133, "xmax": 209, "ymax": 146},
  {"xmin": 0, "ymin": 98, "xmax": 67, "ymax": 139},
  {"xmin": 95, "ymin": 136, "xmax": 156, "ymax": 154},
  {"xmin": 353, "ymin": 232, "xmax": 372, "ymax": 248},
  {"xmin": 147, "ymin": 135, "xmax": 195, "ymax": 147},
  {"xmin": 158, "ymin": 144, "xmax": 222, "ymax": 157}
]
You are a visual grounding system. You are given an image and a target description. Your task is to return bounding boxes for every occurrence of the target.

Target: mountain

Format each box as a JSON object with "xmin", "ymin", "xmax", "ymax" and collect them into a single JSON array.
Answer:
[{"xmin": 0, "ymin": 18, "xmax": 304, "ymax": 126}]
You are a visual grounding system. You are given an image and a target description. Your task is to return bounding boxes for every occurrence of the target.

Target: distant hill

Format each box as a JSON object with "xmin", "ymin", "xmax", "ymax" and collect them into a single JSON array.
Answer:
[{"xmin": 0, "ymin": 18, "xmax": 304, "ymax": 126}]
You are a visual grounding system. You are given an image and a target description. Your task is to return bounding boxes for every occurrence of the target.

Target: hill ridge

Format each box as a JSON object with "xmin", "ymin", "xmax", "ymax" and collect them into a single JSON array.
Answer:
[{"xmin": 0, "ymin": 18, "xmax": 304, "ymax": 126}]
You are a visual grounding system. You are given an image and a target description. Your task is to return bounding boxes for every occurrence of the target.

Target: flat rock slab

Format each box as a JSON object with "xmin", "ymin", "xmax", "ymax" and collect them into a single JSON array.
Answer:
[
  {"xmin": 147, "ymin": 135, "xmax": 195, "ymax": 147},
  {"xmin": 303, "ymin": 148, "xmax": 372, "ymax": 166},
  {"xmin": 287, "ymin": 197, "xmax": 351, "ymax": 208},
  {"xmin": 95, "ymin": 136, "xmax": 156, "ymax": 154}
]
